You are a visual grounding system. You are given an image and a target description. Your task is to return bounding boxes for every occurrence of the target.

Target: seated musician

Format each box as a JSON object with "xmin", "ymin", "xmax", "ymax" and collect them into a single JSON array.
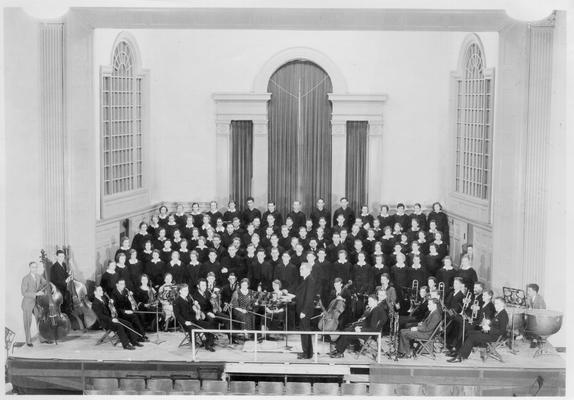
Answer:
[
  {"xmin": 173, "ymin": 284, "xmax": 216, "ymax": 352},
  {"xmin": 447, "ymin": 296, "xmax": 509, "ymax": 363},
  {"xmin": 526, "ymin": 283, "xmax": 546, "ymax": 348},
  {"xmin": 133, "ymin": 274, "xmax": 158, "ymax": 331},
  {"xmin": 397, "ymin": 298, "xmax": 442, "ymax": 358},
  {"xmin": 264, "ymin": 279, "xmax": 287, "ymax": 333},
  {"xmin": 446, "ymin": 289, "xmax": 495, "ymax": 358},
  {"xmin": 399, "ymin": 285, "xmax": 430, "ymax": 329},
  {"xmin": 158, "ymin": 273, "xmax": 178, "ymax": 329},
  {"xmin": 92, "ymin": 285, "xmax": 143, "ymax": 350},
  {"xmin": 192, "ymin": 278, "xmax": 217, "ymax": 324},
  {"xmin": 110, "ymin": 279, "xmax": 149, "ymax": 339},
  {"xmin": 230, "ymin": 278, "xmax": 257, "ymax": 340},
  {"xmin": 220, "ymin": 273, "xmax": 238, "ymax": 309},
  {"xmin": 329, "ymin": 294, "xmax": 388, "ymax": 358}
]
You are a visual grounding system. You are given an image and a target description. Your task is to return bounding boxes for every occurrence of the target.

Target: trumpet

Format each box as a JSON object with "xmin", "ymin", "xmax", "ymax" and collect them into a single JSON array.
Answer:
[
  {"xmin": 460, "ymin": 290, "xmax": 472, "ymax": 316},
  {"xmin": 470, "ymin": 299, "xmax": 479, "ymax": 322}
]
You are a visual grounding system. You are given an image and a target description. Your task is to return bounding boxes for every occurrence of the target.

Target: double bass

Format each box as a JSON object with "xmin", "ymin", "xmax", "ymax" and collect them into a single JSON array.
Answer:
[
  {"xmin": 63, "ymin": 246, "xmax": 98, "ymax": 330},
  {"xmin": 37, "ymin": 250, "xmax": 71, "ymax": 343}
]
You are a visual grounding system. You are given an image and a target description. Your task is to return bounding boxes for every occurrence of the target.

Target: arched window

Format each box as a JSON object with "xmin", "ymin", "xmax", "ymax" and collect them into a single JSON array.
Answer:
[
  {"xmin": 454, "ymin": 36, "xmax": 494, "ymax": 200},
  {"xmin": 101, "ymin": 36, "xmax": 144, "ymax": 196}
]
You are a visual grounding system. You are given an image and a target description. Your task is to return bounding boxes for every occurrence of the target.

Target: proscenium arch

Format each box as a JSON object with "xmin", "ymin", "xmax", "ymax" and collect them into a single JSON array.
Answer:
[{"xmin": 253, "ymin": 47, "xmax": 348, "ymax": 93}]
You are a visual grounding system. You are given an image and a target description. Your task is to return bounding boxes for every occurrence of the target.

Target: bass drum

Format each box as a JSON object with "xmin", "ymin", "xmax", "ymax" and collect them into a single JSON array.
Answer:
[
  {"xmin": 523, "ymin": 309, "xmax": 563, "ymax": 338},
  {"xmin": 505, "ymin": 305, "xmax": 525, "ymax": 330}
]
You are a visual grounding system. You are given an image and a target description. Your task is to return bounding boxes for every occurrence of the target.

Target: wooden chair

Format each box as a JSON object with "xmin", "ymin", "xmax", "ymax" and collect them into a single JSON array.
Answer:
[
  {"xmin": 178, "ymin": 321, "xmax": 205, "ymax": 348},
  {"xmin": 257, "ymin": 381, "xmax": 284, "ymax": 395},
  {"xmin": 173, "ymin": 379, "xmax": 201, "ymax": 394},
  {"xmin": 229, "ymin": 381, "xmax": 256, "ymax": 395},
  {"xmin": 369, "ymin": 383, "xmax": 396, "ymax": 395},
  {"xmin": 95, "ymin": 330, "xmax": 120, "ymax": 346},
  {"xmin": 285, "ymin": 382, "xmax": 312, "ymax": 396},
  {"xmin": 202, "ymin": 380, "xmax": 228, "ymax": 395},
  {"xmin": 147, "ymin": 378, "xmax": 173, "ymax": 392},
  {"xmin": 481, "ymin": 334, "xmax": 505, "ymax": 362},
  {"xmin": 413, "ymin": 321, "xmax": 445, "ymax": 359},
  {"xmin": 90, "ymin": 377, "xmax": 119, "ymax": 391},
  {"xmin": 341, "ymin": 382, "xmax": 368, "ymax": 396}
]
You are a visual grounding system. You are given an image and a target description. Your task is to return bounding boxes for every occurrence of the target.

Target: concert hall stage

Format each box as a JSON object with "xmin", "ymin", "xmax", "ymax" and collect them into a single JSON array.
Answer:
[{"xmin": 6, "ymin": 330, "xmax": 566, "ymax": 395}]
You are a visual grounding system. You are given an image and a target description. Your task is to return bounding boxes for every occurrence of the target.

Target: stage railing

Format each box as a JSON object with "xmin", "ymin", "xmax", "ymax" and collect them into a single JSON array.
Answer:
[{"xmin": 190, "ymin": 329, "xmax": 382, "ymax": 363}]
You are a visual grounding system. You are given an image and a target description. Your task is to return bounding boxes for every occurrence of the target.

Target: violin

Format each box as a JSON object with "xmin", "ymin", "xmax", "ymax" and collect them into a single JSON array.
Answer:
[
  {"xmin": 37, "ymin": 250, "xmax": 71, "ymax": 343},
  {"xmin": 190, "ymin": 297, "xmax": 205, "ymax": 320}
]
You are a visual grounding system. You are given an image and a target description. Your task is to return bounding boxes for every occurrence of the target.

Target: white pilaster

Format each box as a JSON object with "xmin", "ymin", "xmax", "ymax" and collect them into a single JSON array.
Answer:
[
  {"xmin": 252, "ymin": 121, "xmax": 268, "ymax": 206},
  {"xmin": 215, "ymin": 121, "xmax": 231, "ymax": 206},
  {"xmin": 212, "ymin": 92, "xmax": 271, "ymax": 209},
  {"xmin": 367, "ymin": 120, "xmax": 384, "ymax": 210},
  {"xmin": 330, "ymin": 121, "xmax": 347, "ymax": 207}
]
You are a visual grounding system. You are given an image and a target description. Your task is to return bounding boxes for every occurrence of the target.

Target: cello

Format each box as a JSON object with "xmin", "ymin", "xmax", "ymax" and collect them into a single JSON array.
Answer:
[
  {"xmin": 318, "ymin": 281, "xmax": 352, "ymax": 340},
  {"xmin": 37, "ymin": 250, "xmax": 71, "ymax": 344},
  {"xmin": 63, "ymin": 246, "xmax": 98, "ymax": 330}
]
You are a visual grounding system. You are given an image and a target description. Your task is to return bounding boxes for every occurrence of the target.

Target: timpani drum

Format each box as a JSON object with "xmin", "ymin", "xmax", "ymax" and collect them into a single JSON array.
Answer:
[{"xmin": 523, "ymin": 309, "xmax": 563, "ymax": 338}]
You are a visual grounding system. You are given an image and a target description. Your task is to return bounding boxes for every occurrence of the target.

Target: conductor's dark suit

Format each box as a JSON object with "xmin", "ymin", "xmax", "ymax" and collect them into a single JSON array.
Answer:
[{"xmin": 295, "ymin": 275, "xmax": 316, "ymax": 358}]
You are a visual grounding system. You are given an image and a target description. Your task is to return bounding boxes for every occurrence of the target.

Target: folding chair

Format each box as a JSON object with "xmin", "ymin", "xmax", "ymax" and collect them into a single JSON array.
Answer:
[
  {"xmin": 96, "ymin": 329, "xmax": 120, "ymax": 346},
  {"xmin": 178, "ymin": 322, "xmax": 205, "ymax": 348},
  {"xmin": 483, "ymin": 334, "xmax": 506, "ymax": 362},
  {"xmin": 413, "ymin": 321, "xmax": 444, "ymax": 359}
]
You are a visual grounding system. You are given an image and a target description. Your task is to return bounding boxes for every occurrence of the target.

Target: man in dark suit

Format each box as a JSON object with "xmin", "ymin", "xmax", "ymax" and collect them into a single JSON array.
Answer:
[
  {"xmin": 310, "ymin": 198, "xmax": 331, "ymax": 229},
  {"xmin": 49, "ymin": 250, "xmax": 72, "ymax": 315},
  {"xmin": 21, "ymin": 261, "xmax": 47, "ymax": 346},
  {"xmin": 294, "ymin": 263, "xmax": 316, "ymax": 359},
  {"xmin": 330, "ymin": 294, "xmax": 388, "ymax": 358},
  {"xmin": 397, "ymin": 298, "xmax": 442, "ymax": 357},
  {"xmin": 287, "ymin": 200, "xmax": 306, "ymax": 231},
  {"xmin": 447, "ymin": 296, "xmax": 509, "ymax": 363},
  {"xmin": 110, "ymin": 279, "xmax": 147, "ymax": 338},
  {"xmin": 242, "ymin": 197, "xmax": 261, "ymax": 227},
  {"xmin": 92, "ymin": 285, "xmax": 142, "ymax": 350},
  {"xmin": 332, "ymin": 197, "xmax": 355, "ymax": 229},
  {"xmin": 173, "ymin": 284, "xmax": 216, "ymax": 351}
]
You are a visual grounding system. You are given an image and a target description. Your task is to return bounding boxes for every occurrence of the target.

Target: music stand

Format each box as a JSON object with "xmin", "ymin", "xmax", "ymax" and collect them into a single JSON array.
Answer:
[{"xmin": 133, "ymin": 307, "xmax": 165, "ymax": 345}]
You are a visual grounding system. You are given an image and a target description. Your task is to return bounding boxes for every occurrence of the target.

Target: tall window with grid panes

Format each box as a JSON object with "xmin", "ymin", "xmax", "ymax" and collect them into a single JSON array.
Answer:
[
  {"xmin": 101, "ymin": 39, "xmax": 144, "ymax": 197},
  {"xmin": 454, "ymin": 37, "xmax": 494, "ymax": 201}
]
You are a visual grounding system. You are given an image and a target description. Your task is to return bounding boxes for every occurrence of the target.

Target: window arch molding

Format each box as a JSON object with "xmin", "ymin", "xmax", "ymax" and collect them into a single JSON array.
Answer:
[
  {"xmin": 448, "ymin": 33, "xmax": 495, "ymax": 224},
  {"xmin": 99, "ymin": 31, "xmax": 149, "ymax": 219}
]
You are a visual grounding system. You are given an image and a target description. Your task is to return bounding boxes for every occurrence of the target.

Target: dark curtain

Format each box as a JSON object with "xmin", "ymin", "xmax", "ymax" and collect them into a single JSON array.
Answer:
[
  {"xmin": 345, "ymin": 121, "xmax": 368, "ymax": 214},
  {"xmin": 267, "ymin": 61, "xmax": 333, "ymax": 216},
  {"xmin": 230, "ymin": 120, "xmax": 253, "ymax": 208}
]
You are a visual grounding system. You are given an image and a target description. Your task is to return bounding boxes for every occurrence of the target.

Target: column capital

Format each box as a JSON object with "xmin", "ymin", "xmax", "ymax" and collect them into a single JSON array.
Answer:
[{"xmin": 216, "ymin": 121, "xmax": 231, "ymax": 136}]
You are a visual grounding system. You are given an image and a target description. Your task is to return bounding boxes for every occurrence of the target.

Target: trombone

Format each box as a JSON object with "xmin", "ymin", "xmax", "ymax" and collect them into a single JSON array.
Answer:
[{"xmin": 470, "ymin": 300, "xmax": 479, "ymax": 323}]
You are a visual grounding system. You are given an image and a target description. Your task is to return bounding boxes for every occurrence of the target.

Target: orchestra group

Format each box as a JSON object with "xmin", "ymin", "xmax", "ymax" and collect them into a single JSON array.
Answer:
[{"xmin": 22, "ymin": 197, "xmax": 547, "ymax": 362}]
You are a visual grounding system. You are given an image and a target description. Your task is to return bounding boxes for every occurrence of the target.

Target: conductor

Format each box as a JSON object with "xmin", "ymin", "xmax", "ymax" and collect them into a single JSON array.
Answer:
[{"xmin": 294, "ymin": 263, "xmax": 316, "ymax": 360}]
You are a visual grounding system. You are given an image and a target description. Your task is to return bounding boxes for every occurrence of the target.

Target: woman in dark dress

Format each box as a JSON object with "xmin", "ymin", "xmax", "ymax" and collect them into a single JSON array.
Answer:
[
  {"xmin": 127, "ymin": 249, "xmax": 143, "ymax": 289},
  {"xmin": 100, "ymin": 260, "xmax": 118, "ymax": 296},
  {"xmin": 424, "ymin": 243, "xmax": 443, "ymax": 277},
  {"xmin": 456, "ymin": 254, "xmax": 478, "ymax": 292},
  {"xmin": 428, "ymin": 202, "xmax": 449, "ymax": 243},
  {"xmin": 133, "ymin": 274, "xmax": 158, "ymax": 331},
  {"xmin": 436, "ymin": 256, "xmax": 457, "ymax": 291},
  {"xmin": 432, "ymin": 231, "xmax": 449, "ymax": 260},
  {"xmin": 145, "ymin": 249, "xmax": 165, "ymax": 289},
  {"xmin": 417, "ymin": 230, "xmax": 430, "ymax": 255},
  {"xmin": 132, "ymin": 222, "xmax": 151, "ymax": 259},
  {"xmin": 157, "ymin": 205, "xmax": 169, "ymax": 228},
  {"xmin": 223, "ymin": 200, "xmax": 240, "ymax": 225},
  {"xmin": 178, "ymin": 239, "xmax": 191, "ymax": 266},
  {"xmin": 140, "ymin": 240, "xmax": 154, "ymax": 264},
  {"xmin": 115, "ymin": 252, "xmax": 132, "ymax": 290},
  {"xmin": 231, "ymin": 278, "xmax": 257, "ymax": 339},
  {"xmin": 147, "ymin": 215, "xmax": 161, "ymax": 239},
  {"xmin": 377, "ymin": 205, "xmax": 394, "ymax": 235},
  {"xmin": 380, "ymin": 226, "xmax": 395, "ymax": 256}
]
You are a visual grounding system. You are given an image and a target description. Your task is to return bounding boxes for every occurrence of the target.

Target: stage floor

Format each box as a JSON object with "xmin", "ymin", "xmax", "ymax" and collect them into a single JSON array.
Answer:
[{"xmin": 11, "ymin": 329, "xmax": 565, "ymax": 370}]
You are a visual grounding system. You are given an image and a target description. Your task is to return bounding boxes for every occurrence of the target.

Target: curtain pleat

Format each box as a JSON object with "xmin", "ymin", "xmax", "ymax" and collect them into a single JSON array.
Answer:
[
  {"xmin": 345, "ymin": 121, "xmax": 368, "ymax": 215},
  {"xmin": 231, "ymin": 120, "xmax": 253, "ymax": 209},
  {"xmin": 267, "ymin": 61, "xmax": 332, "ymax": 216}
]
